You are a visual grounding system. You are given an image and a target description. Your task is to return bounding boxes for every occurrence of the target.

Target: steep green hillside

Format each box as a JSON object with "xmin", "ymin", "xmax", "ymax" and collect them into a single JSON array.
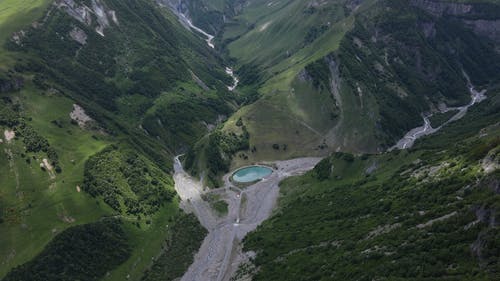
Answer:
[
  {"xmin": 239, "ymin": 88, "xmax": 500, "ymax": 280},
  {"xmin": 0, "ymin": 0, "xmax": 240, "ymax": 279},
  {"xmin": 140, "ymin": 214, "xmax": 207, "ymax": 281},
  {"xmin": 197, "ymin": 0, "xmax": 500, "ymax": 168},
  {"xmin": 0, "ymin": 0, "xmax": 52, "ymax": 66},
  {"xmin": 1, "ymin": 0, "xmax": 499, "ymax": 280},
  {"xmin": 3, "ymin": 219, "xmax": 130, "ymax": 281},
  {"xmin": 7, "ymin": 0, "xmax": 237, "ymax": 155}
]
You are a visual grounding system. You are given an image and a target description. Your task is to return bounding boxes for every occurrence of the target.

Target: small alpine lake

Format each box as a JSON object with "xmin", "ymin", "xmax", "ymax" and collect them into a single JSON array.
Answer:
[{"xmin": 232, "ymin": 166, "xmax": 273, "ymax": 183}]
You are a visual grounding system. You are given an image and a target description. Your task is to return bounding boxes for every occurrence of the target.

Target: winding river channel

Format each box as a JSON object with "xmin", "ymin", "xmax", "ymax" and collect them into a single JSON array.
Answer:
[
  {"xmin": 392, "ymin": 74, "xmax": 487, "ymax": 150},
  {"xmin": 172, "ymin": 7, "xmax": 239, "ymax": 91}
]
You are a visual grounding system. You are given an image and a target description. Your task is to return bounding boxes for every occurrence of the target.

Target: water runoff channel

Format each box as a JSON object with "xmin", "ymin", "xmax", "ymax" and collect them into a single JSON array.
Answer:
[
  {"xmin": 165, "ymin": 8, "xmax": 323, "ymax": 281},
  {"xmin": 176, "ymin": 11, "xmax": 239, "ymax": 91},
  {"xmin": 391, "ymin": 72, "xmax": 487, "ymax": 150},
  {"xmin": 166, "ymin": 7, "xmax": 490, "ymax": 281}
]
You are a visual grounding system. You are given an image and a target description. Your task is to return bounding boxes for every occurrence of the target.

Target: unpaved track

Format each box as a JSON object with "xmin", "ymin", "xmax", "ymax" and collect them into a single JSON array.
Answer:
[{"xmin": 174, "ymin": 156, "xmax": 321, "ymax": 281}]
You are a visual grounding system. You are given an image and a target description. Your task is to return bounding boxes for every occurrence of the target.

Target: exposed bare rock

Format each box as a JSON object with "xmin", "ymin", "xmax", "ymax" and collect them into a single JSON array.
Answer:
[
  {"xmin": 70, "ymin": 104, "xmax": 93, "ymax": 128},
  {"xmin": 464, "ymin": 19, "xmax": 500, "ymax": 42},
  {"xmin": 410, "ymin": 0, "xmax": 472, "ymax": 16},
  {"xmin": 417, "ymin": 211, "xmax": 458, "ymax": 228},
  {"xmin": 297, "ymin": 69, "xmax": 312, "ymax": 82},
  {"xmin": 11, "ymin": 30, "xmax": 26, "ymax": 45},
  {"xmin": 307, "ymin": 0, "xmax": 328, "ymax": 9},
  {"xmin": 326, "ymin": 55, "xmax": 341, "ymax": 108},
  {"xmin": 41, "ymin": 158, "xmax": 56, "ymax": 179},
  {"xmin": 55, "ymin": 0, "xmax": 93, "ymax": 25},
  {"xmin": 365, "ymin": 223, "xmax": 401, "ymax": 239},
  {"xmin": 474, "ymin": 206, "xmax": 499, "ymax": 228},
  {"xmin": 108, "ymin": 10, "xmax": 119, "ymax": 25},
  {"xmin": 69, "ymin": 26, "xmax": 87, "ymax": 44},
  {"xmin": 4, "ymin": 130, "xmax": 15, "ymax": 143},
  {"xmin": 346, "ymin": 0, "xmax": 364, "ymax": 12},
  {"xmin": 481, "ymin": 151, "xmax": 499, "ymax": 175},
  {"xmin": 55, "ymin": 0, "xmax": 118, "ymax": 36},
  {"xmin": 365, "ymin": 161, "xmax": 378, "ymax": 175},
  {"xmin": 420, "ymin": 22, "xmax": 436, "ymax": 38},
  {"xmin": 411, "ymin": 1, "xmax": 500, "ymax": 42},
  {"xmin": 91, "ymin": 0, "xmax": 110, "ymax": 36}
]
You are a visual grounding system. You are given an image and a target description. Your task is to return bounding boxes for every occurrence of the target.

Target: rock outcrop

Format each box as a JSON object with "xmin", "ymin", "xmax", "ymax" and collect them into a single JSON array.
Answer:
[
  {"xmin": 464, "ymin": 19, "xmax": 500, "ymax": 42},
  {"xmin": 55, "ymin": 0, "xmax": 118, "ymax": 36},
  {"xmin": 411, "ymin": 0, "xmax": 500, "ymax": 43},
  {"xmin": 69, "ymin": 26, "xmax": 88, "ymax": 44},
  {"xmin": 410, "ymin": 0, "xmax": 472, "ymax": 16}
]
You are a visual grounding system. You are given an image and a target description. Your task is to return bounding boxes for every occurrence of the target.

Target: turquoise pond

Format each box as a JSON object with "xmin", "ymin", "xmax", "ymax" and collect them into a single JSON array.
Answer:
[{"xmin": 232, "ymin": 166, "xmax": 273, "ymax": 183}]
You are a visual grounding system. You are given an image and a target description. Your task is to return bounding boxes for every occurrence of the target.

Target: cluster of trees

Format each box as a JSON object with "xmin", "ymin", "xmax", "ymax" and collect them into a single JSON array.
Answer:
[
  {"xmin": 0, "ymin": 100, "xmax": 19, "ymax": 127},
  {"xmin": 6, "ymin": 0, "xmax": 239, "ymax": 165},
  {"xmin": 335, "ymin": 1, "xmax": 500, "ymax": 147},
  {"xmin": 236, "ymin": 63, "xmax": 262, "ymax": 87},
  {"xmin": 243, "ymin": 127, "xmax": 500, "ymax": 280},
  {"xmin": 208, "ymin": 128, "xmax": 249, "ymax": 175},
  {"xmin": 142, "ymin": 89, "xmax": 232, "ymax": 151},
  {"xmin": 303, "ymin": 25, "xmax": 329, "ymax": 46},
  {"xmin": 3, "ymin": 219, "xmax": 131, "ymax": 281},
  {"xmin": 83, "ymin": 146, "xmax": 175, "ymax": 215},
  {"xmin": 141, "ymin": 214, "xmax": 207, "ymax": 281},
  {"xmin": 0, "ymin": 73, "xmax": 23, "ymax": 93},
  {"xmin": 304, "ymin": 58, "xmax": 331, "ymax": 91},
  {"xmin": 0, "ymin": 99, "xmax": 60, "ymax": 168},
  {"xmin": 184, "ymin": 124, "xmax": 251, "ymax": 188}
]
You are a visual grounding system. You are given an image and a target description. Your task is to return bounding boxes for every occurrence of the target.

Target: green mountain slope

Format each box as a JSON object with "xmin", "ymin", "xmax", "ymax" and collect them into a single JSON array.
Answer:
[
  {"xmin": 0, "ymin": 0, "xmax": 238, "ymax": 279},
  {"xmin": 239, "ymin": 87, "xmax": 500, "ymax": 280},
  {"xmin": 0, "ymin": 0, "xmax": 499, "ymax": 280},
  {"xmin": 194, "ymin": 0, "xmax": 500, "ymax": 167}
]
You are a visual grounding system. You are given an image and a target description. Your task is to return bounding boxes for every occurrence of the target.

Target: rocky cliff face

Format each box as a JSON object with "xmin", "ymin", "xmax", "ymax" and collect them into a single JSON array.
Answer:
[
  {"xmin": 156, "ymin": 0, "xmax": 188, "ymax": 17},
  {"xmin": 464, "ymin": 19, "xmax": 500, "ymax": 42},
  {"xmin": 55, "ymin": 0, "xmax": 118, "ymax": 36},
  {"xmin": 410, "ymin": 0, "xmax": 500, "ymax": 43},
  {"xmin": 410, "ymin": 0, "xmax": 472, "ymax": 16}
]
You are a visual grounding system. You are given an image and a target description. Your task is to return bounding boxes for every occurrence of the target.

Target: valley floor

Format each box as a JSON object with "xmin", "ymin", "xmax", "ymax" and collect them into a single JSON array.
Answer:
[{"xmin": 173, "ymin": 156, "xmax": 321, "ymax": 281}]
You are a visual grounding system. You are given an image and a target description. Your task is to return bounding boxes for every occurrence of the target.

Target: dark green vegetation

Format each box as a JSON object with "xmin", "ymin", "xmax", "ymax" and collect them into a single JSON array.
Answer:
[
  {"xmin": 202, "ymin": 0, "xmax": 500, "ymax": 166},
  {"xmin": 429, "ymin": 110, "xmax": 460, "ymax": 128},
  {"xmin": 1, "ymin": 0, "xmax": 500, "ymax": 280},
  {"xmin": 7, "ymin": 0, "xmax": 238, "ymax": 159},
  {"xmin": 0, "ymin": 95, "xmax": 59, "ymax": 167},
  {"xmin": 202, "ymin": 193, "xmax": 229, "ymax": 216},
  {"xmin": 333, "ymin": 0, "xmax": 500, "ymax": 146},
  {"xmin": 3, "ymin": 219, "xmax": 131, "ymax": 281},
  {"xmin": 141, "ymin": 214, "xmax": 207, "ymax": 281},
  {"xmin": 185, "ymin": 123, "xmax": 249, "ymax": 187},
  {"xmin": 242, "ymin": 90, "xmax": 500, "ymax": 280},
  {"xmin": 0, "ymin": 0, "xmax": 238, "ymax": 279},
  {"xmin": 141, "ymin": 84, "xmax": 233, "ymax": 150},
  {"xmin": 83, "ymin": 146, "xmax": 176, "ymax": 216}
]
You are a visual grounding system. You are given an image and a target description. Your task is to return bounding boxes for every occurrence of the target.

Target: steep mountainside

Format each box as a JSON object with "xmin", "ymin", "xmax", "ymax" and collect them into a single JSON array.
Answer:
[
  {"xmin": 0, "ymin": 0, "xmax": 238, "ymax": 279},
  {"xmin": 238, "ymin": 85, "xmax": 500, "ymax": 280},
  {"xmin": 166, "ymin": 0, "xmax": 500, "ymax": 279},
  {"xmin": 185, "ymin": 0, "xmax": 500, "ymax": 175},
  {"xmin": 0, "ymin": 0, "xmax": 499, "ymax": 281}
]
